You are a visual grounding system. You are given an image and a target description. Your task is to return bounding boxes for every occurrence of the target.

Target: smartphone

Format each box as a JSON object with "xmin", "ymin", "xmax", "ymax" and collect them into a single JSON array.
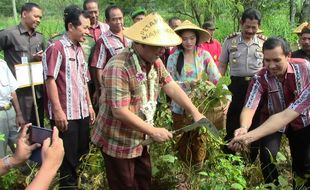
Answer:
[
  {"xmin": 29, "ymin": 126, "xmax": 52, "ymax": 163},
  {"xmin": 29, "ymin": 126, "xmax": 52, "ymax": 144}
]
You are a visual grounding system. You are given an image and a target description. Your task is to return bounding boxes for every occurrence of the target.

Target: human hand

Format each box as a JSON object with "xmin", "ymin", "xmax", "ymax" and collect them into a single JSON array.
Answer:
[
  {"xmin": 149, "ymin": 127, "xmax": 173, "ymax": 143},
  {"xmin": 15, "ymin": 113, "xmax": 26, "ymax": 128},
  {"xmin": 234, "ymin": 126, "xmax": 248, "ymax": 137},
  {"xmin": 32, "ymin": 50, "xmax": 43, "ymax": 61},
  {"xmin": 228, "ymin": 134, "xmax": 252, "ymax": 152},
  {"xmin": 41, "ymin": 127, "xmax": 64, "ymax": 172},
  {"xmin": 11, "ymin": 124, "xmax": 41, "ymax": 166},
  {"xmin": 92, "ymin": 89, "xmax": 100, "ymax": 106},
  {"xmin": 53, "ymin": 109, "xmax": 68, "ymax": 132},
  {"xmin": 89, "ymin": 106, "xmax": 96, "ymax": 125},
  {"xmin": 192, "ymin": 113, "xmax": 205, "ymax": 123}
]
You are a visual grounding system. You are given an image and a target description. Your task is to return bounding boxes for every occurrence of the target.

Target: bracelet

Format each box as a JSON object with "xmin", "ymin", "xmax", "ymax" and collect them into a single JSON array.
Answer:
[
  {"xmin": 88, "ymin": 104, "xmax": 93, "ymax": 108},
  {"xmin": 2, "ymin": 155, "xmax": 12, "ymax": 170}
]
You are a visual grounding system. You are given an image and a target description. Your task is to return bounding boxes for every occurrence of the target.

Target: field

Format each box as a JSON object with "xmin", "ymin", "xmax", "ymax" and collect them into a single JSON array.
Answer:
[{"xmin": 0, "ymin": 6, "xmax": 305, "ymax": 189}]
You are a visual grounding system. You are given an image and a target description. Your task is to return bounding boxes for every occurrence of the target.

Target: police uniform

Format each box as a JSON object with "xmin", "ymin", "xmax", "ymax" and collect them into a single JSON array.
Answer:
[{"xmin": 219, "ymin": 32, "xmax": 266, "ymax": 160}]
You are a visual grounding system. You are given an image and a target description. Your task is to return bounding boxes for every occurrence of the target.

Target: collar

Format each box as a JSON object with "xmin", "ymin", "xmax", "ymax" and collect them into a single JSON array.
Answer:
[
  {"xmin": 91, "ymin": 21, "xmax": 105, "ymax": 30},
  {"xmin": 238, "ymin": 33, "xmax": 259, "ymax": 45},
  {"xmin": 18, "ymin": 23, "xmax": 36, "ymax": 36},
  {"xmin": 266, "ymin": 61, "xmax": 293, "ymax": 80},
  {"xmin": 62, "ymin": 33, "xmax": 81, "ymax": 48},
  {"xmin": 131, "ymin": 43, "xmax": 148, "ymax": 68},
  {"xmin": 104, "ymin": 29, "xmax": 123, "ymax": 39}
]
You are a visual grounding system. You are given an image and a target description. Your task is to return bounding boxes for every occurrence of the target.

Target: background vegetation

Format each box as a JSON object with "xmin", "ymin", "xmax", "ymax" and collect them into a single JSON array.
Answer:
[{"xmin": 0, "ymin": 0, "xmax": 309, "ymax": 189}]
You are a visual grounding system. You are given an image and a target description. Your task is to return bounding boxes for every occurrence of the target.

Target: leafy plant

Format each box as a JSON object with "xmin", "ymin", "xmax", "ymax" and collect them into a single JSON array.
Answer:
[{"xmin": 189, "ymin": 73, "xmax": 231, "ymax": 115}]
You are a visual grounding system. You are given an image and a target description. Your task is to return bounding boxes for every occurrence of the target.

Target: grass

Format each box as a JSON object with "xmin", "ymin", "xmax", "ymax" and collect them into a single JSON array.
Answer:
[{"xmin": 0, "ymin": 12, "xmax": 304, "ymax": 189}]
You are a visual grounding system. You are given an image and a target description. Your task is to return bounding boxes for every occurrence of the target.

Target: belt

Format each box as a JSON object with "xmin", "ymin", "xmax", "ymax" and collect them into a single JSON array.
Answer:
[
  {"xmin": 230, "ymin": 76, "xmax": 252, "ymax": 81},
  {"xmin": 0, "ymin": 103, "xmax": 12, "ymax": 111}
]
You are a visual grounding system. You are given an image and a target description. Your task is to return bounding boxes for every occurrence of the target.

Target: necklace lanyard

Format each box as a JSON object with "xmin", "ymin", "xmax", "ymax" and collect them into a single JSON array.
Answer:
[{"xmin": 131, "ymin": 48, "xmax": 158, "ymax": 125}]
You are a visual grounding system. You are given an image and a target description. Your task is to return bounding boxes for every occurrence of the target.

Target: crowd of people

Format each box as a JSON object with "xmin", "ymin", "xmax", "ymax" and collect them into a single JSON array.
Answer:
[{"xmin": 0, "ymin": 0, "xmax": 309, "ymax": 189}]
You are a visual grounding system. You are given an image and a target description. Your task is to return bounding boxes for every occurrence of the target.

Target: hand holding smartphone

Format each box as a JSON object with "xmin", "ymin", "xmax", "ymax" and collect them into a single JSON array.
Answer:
[{"xmin": 29, "ymin": 126, "xmax": 53, "ymax": 163}]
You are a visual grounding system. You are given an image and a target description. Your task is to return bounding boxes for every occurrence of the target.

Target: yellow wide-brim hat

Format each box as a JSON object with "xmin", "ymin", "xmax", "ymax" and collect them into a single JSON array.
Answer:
[
  {"xmin": 174, "ymin": 20, "xmax": 211, "ymax": 45},
  {"xmin": 123, "ymin": 12, "xmax": 182, "ymax": 46},
  {"xmin": 293, "ymin": 22, "xmax": 308, "ymax": 34},
  {"xmin": 256, "ymin": 28, "xmax": 263, "ymax": 34}
]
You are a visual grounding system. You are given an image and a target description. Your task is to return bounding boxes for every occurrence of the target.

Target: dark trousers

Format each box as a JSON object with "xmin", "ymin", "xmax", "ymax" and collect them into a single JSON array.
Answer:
[
  {"xmin": 51, "ymin": 118, "xmax": 90, "ymax": 189},
  {"xmin": 223, "ymin": 76, "xmax": 261, "ymax": 162},
  {"xmin": 287, "ymin": 126, "xmax": 310, "ymax": 189},
  {"xmin": 259, "ymin": 132, "xmax": 283, "ymax": 184},
  {"xmin": 102, "ymin": 147, "xmax": 152, "ymax": 190},
  {"xmin": 16, "ymin": 86, "xmax": 44, "ymax": 126}
]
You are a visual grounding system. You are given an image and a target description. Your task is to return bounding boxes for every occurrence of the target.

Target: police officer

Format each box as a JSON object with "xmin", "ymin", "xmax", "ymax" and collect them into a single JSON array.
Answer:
[
  {"xmin": 219, "ymin": 8, "xmax": 278, "ymax": 184},
  {"xmin": 220, "ymin": 8, "xmax": 282, "ymax": 185}
]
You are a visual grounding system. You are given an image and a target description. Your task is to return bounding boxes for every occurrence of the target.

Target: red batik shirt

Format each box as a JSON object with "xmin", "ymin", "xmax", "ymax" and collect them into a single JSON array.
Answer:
[
  {"xmin": 289, "ymin": 83, "xmax": 310, "ymax": 115},
  {"xmin": 89, "ymin": 22, "xmax": 109, "ymax": 41},
  {"xmin": 43, "ymin": 34, "xmax": 90, "ymax": 120},
  {"xmin": 90, "ymin": 30, "xmax": 130, "ymax": 69},
  {"xmin": 244, "ymin": 58, "xmax": 310, "ymax": 131}
]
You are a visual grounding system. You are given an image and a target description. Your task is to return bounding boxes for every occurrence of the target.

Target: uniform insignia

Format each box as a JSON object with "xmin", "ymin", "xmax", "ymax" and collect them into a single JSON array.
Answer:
[
  {"xmin": 226, "ymin": 32, "xmax": 240, "ymax": 39},
  {"xmin": 257, "ymin": 34, "xmax": 267, "ymax": 41}
]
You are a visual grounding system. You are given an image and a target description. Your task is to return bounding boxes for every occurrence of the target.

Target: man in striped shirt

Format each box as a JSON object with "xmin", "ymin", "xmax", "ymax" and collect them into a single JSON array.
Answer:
[
  {"xmin": 231, "ymin": 37, "xmax": 310, "ymax": 188},
  {"xmin": 90, "ymin": 5, "xmax": 130, "ymax": 105},
  {"xmin": 43, "ymin": 5, "xmax": 95, "ymax": 189}
]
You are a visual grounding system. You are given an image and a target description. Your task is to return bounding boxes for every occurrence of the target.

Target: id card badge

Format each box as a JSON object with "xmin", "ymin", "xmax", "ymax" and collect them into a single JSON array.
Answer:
[{"xmin": 21, "ymin": 55, "xmax": 28, "ymax": 64}]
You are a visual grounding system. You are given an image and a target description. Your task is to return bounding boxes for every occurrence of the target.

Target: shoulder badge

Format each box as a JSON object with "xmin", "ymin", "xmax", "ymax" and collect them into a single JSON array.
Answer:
[
  {"xmin": 226, "ymin": 32, "xmax": 240, "ymax": 39},
  {"xmin": 257, "ymin": 34, "xmax": 267, "ymax": 41}
]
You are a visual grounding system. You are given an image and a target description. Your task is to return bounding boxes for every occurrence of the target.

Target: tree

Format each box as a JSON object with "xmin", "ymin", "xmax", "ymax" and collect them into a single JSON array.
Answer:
[
  {"xmin": 12, "ymin": 0, "xmax": 17, "ymax": 23},
  {"xmin": 164, "ymin": 0, "xmax": 234, "ymax": 26},
  {"xmin": 290, "ymin": 0, "xmax": 297, "ymax": 27},
  {"xmin": 300, "ymin": 0, "xmax": 310, "ymax": 22}
]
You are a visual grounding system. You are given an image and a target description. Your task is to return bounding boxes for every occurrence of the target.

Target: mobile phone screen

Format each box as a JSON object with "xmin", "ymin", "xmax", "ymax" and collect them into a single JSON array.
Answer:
[
  {"xmin": 30, "ymin": 126, "xmax": 52, "ymax": 144},
  {"xmin": 29, "ymin": 126, "xmax": 52, "ymax": 163}
]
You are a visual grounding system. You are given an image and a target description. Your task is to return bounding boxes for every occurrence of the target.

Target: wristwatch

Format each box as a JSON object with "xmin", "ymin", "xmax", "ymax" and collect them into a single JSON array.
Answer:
[{"xmin": 2, "ymin": 155, "xmax": 12, "ymax": 170}]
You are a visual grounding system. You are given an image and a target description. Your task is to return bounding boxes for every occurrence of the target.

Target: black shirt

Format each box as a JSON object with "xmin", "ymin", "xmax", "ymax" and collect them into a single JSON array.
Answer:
[
  {"xmin": 0, "ymin": 23, "xmax": 44, "ymax": 76},
  {"xmin": 291, "ymin": 49, "xmax": 310, "ymax": 61}
]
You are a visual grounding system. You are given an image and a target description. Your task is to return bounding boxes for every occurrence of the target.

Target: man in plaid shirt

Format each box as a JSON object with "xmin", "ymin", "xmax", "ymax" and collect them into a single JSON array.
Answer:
[{"xmin": 92, "ymin": 13, "xmax": 205, "ymax": 190}]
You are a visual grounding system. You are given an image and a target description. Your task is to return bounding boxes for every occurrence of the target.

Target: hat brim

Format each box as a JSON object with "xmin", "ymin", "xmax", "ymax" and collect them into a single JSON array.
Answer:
[
  {"xmin": 124, "ymin": 13, "xmax": 182, "ymax": 47},
  {"xmin": 175, "ymin": 26, "xmax": 211, "ymax": 45},
  {"xmin": 293, "ymin": 22, "xmax": 308, "ymax": 34}
]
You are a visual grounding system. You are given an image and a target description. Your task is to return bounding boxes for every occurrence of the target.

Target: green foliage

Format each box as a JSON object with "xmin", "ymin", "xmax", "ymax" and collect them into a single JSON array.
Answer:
[
  {"xmin": 78, "ymin": 145, "xmax": 108, "ymax": 190},
  {"xmin": 0, "ymin": 170, "xmax": 18, "ymax": 189},
  {"xmin": 190, "ymin": 74, "xmax": 231, "ymax": 115},
  {"xmin": 0, "ymin": 134, "xmax": 5, "ymax": 141}
]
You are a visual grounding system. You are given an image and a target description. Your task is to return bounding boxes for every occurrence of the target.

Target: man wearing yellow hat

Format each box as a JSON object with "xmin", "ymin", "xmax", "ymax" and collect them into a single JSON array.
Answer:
[
  {"xmin": 91, "ymin": 13, "xmax": 205, "ymax": 190},
  {"xmin": 292, "ymin": 24, "xmax": 310, "ymax": 61}
]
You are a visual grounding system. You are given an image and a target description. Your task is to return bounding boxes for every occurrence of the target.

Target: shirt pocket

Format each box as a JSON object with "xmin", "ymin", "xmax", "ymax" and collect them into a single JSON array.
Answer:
[
  {"xmin": 14, "ymin": 45, "xmax": 28, "ymax": 60},
  {"xmin": 251, "ymin": 51, "xmax": 263, "ymax": 69},
  {"xmin": 14, "ymin": 45, "xmax": 27, "ymax": 53}
]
